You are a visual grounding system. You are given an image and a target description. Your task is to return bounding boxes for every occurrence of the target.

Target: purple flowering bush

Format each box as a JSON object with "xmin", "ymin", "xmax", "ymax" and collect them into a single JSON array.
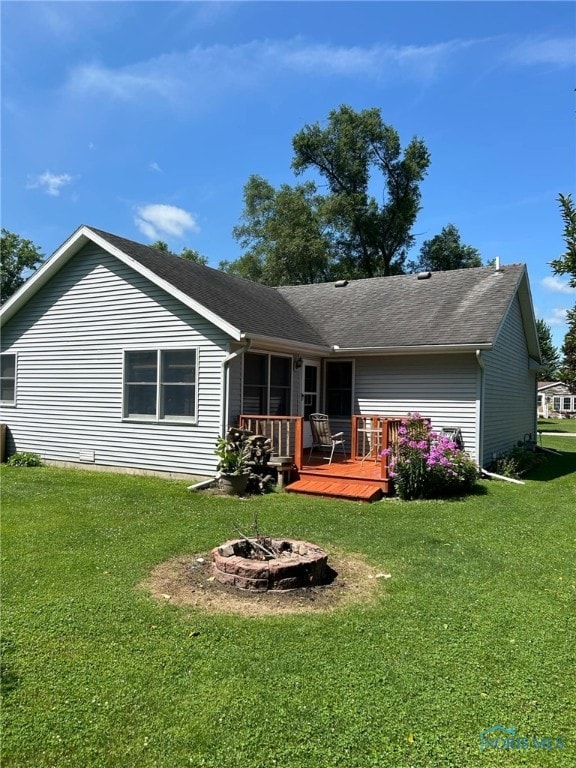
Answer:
[{"xmin": 383, "ymin": 414, "xmax": 478, "ymax": 500}]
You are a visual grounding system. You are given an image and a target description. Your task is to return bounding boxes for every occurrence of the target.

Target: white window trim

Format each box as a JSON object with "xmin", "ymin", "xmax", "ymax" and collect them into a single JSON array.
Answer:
[
  {"xmin": 122, "ymin": 347, "xmax": 199, "ymax": 424},
  {"xmin": 0, "ymin": 352, "xmax": 17, "ymax": 406}
]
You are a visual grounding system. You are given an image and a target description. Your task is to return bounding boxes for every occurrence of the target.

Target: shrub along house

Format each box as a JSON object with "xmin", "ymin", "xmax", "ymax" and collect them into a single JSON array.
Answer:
[{"xmin": 0, "ymin": 226, "xmax": 540, "ymax": 500}]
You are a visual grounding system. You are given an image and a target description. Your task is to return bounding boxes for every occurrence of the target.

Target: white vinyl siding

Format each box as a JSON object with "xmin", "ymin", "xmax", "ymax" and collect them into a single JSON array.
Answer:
[
  {"xmin": 0, "ymin": 244, "xmax": 231, "ymax": 476},
  {"xmin": 482, "ymin": 296, "xmax": 537, "ymax": 465},
  {"xmin": 354, "ymin": 353, "xmax": 479, "ymax": 460}
]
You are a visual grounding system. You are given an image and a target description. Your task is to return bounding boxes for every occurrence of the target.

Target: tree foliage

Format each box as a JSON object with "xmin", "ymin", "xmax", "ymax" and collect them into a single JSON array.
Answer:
[
  {"xmin": 550, "ymin": 193, "xmax": 576, "ymax": 287},
  {"xmin": 226, "ymin": 105, "xmax": 431, "ymax": 284},
  {"xmin": 225, "ymin": 176, "xmax": 334, "ymax": 284},
  {"xmin": 536, "ymin": 318, "xmax": 560, "ymax": 381},
  {"xmin": 151, "ymin": 240, "xmax": 208, "ymax": 265},
  {"xmin": 551, "ymin": 193, "xmax": 576, "ymax": 392},
  {"xmin": 407, "ymin": 223, "xmax": 482, "ymax": 273},
  {"xmin": 560, "ymin": 307, "xmax": 576, "ymax": 393},
  {"xmin": 0, "ymin": 229, "xmax": 44, "ymax": 305}
]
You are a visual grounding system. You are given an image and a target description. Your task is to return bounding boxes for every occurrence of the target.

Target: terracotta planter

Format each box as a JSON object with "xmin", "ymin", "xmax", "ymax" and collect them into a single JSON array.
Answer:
[{"xmin": 219, "ymin": 474, "xmax": 249, "ymax": 495}]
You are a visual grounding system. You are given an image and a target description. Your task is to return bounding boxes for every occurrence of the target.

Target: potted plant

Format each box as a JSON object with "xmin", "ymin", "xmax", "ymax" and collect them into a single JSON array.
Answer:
[{"xmin": 215, "ymin": 429, "xmax": 252, "ymax": 495}]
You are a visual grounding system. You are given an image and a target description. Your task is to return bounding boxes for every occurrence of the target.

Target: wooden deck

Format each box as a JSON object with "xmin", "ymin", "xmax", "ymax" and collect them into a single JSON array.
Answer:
[
  {"xmin": 238, "ymin": 414, "xmax": 400, "ymax": 503},
  {"xmin": 285, "ymin": 455, "xmax": 390, "ymax": 502}
]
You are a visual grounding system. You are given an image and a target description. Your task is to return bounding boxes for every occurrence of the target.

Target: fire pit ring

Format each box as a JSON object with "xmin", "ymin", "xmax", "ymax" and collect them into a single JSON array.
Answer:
[{"xmin": 211, "ymin": 537, "xmax": 329, "ymax": 591}]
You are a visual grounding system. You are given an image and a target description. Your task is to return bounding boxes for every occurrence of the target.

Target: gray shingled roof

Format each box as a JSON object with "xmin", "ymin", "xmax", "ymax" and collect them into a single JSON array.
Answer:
[
  {"xmin": 90, "ymin": 228, "xmax": 526, "ymax": 350},
  {"xmin": 277, "ymin": 265, "xmax": 526, "ymax": 349}
]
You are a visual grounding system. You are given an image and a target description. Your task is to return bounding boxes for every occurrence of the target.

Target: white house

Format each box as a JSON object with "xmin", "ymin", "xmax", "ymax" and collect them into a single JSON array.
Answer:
[{"xmin": 0, "ymin": 225, "xmax": 541, "ymax": 490}]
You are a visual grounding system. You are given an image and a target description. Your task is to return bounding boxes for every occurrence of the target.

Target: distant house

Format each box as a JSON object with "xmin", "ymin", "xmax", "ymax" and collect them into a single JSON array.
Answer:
[
  {"xmin": 538, "ymin": 381, "xmax": 576, "ymax": 418},
  {"xmin": 0, "ymin": 225, "xmax": 541, "ymax": 481}
]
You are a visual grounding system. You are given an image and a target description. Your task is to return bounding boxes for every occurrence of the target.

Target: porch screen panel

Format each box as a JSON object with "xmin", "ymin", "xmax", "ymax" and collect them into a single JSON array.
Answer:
[
  {"xmin": 243, "ymin": 353, "xmax": 267, "ymax": 414},
  {"xmin": 161, "ymin": 350, "xmax": 196, "ymax": 419},
  {"xmin": 325, "ymin": 361, "xmax": 353, "ymax": 417},
  {"xmin": 269, "ymin": 356, "xmax": 291, "ymax": 415},
  {"xmin": 125, "ymin": 351, "xmax": 157, "ymax": 416}
]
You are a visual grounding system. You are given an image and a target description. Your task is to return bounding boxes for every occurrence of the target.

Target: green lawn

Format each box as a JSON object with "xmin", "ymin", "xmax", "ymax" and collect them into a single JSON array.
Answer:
[
  {"xmin": 2, "ymin": 437, "xmax": 575, "ymax": 768},
  {"xmin": 538, "ymin": 417, "xmax": 576, "ymax": 434}
]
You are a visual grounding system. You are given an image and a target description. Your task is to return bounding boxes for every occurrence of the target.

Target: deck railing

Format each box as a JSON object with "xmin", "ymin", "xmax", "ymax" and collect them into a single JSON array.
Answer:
[
  {"xmin": 351, "ymin": 415, "xmax": 403, "ymax": 480},
  {"xmin": 238, "ymin": 415, "xmax": 304, "ymax": 469},
  {"xmin": 238, "ymin": 413, "xmax": 403, "ymax": 480}
]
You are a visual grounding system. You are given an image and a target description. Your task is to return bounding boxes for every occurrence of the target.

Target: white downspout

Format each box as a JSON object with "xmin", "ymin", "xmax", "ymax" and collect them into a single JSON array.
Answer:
[
  {"xmin": 476, "ymin": 350, "xmax": 485, "ymax": 467},
  {"xmin": 188, "ymin": 338, "xmax": 252, "ymax": 492},
  {"xmin": 220, "ymin": 338, "xmax": 252, "ymax": 436}
]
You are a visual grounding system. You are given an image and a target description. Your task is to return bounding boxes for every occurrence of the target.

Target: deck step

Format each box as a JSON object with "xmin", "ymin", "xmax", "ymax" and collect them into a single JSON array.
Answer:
[{"xmin": 285, "ymin": 477, "xmax": 384, "ymax": 502}]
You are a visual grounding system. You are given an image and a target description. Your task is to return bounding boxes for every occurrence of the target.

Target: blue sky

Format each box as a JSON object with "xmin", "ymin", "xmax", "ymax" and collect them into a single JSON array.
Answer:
[{"xmin": 2, "ymin": 1, "xmax": 575, "ymax": 348}]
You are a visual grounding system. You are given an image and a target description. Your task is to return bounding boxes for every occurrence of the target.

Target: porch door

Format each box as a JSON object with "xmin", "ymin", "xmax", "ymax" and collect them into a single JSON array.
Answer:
[{"xmin": 301, "ymin": 360, "xmax": 321, "ymax": 448}]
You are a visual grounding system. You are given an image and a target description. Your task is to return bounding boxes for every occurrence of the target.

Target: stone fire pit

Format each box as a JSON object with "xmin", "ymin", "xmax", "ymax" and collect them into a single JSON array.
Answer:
[{"xmin": 212, "ymin": 537, "xmax": 329, "ymax": 591}]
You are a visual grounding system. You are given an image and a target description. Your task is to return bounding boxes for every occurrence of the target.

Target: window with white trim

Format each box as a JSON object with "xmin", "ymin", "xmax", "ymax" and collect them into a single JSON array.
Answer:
[
  {"xmin": 0, "ymin": 354, "xmax": 16, "ymax": 404},
  {"xmin": 242, "ymin": 353, "xmax": 291, "ymax": 415},
  {"xmin": 124, "ymin": 349, "xmax": 197, "ymax": 421}
]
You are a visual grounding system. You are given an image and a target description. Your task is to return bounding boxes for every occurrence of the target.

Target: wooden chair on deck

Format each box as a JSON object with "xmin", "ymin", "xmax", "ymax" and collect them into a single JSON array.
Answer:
[{"xmin": 308, "ymin": 413, "xmax": 347, "ymax": 464}]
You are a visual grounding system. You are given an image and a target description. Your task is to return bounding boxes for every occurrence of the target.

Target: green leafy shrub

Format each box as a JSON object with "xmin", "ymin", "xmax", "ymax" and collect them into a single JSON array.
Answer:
[
  {"xmin": 6, "ymin": 452, "xmax": 43, "ymax": 467},
  {"xmin": 492, "ymin": 445, "xmax": 547, "ymax": 478}
]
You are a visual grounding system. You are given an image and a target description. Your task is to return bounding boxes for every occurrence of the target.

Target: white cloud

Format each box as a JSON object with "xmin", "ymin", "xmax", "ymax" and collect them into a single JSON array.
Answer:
[
  {"xmin": 135, "ymin": 204, "xmax": 199, "ymax": 240},
  {"xmin": 27, "ymin": 171, "xmax": 74, "ymax": 196},
  {"xmin": 64, "ymin": 37, "xmax": 483, "ymax": 106},
  {"xmin": 67, "ymin": 62, "xmax": 179, "ymax": 102},
  {"xmin": 541, "ymin": 276, "xmax": 576, "ymax": 295},
  {"xmin": 547, "ymin": 307, "xmax": 570, "ymax": 327},
  {"xmin": 148, "ymin": 161, "xmax": 162, "ymax": 173},
  {"xmin": 505, "ymin": 36, "xmax": 575, "ymax": 68}
]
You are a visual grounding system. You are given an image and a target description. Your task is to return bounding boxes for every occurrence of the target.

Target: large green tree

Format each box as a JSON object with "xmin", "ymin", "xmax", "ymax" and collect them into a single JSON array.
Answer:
[
  {"xmin": 407, "ymin": 223, "xmax": 482, "ymax": 273},
  {"xmin": 536, "ymin": 318, "xmax": 560, "ymax": 381},
  {"xmin": 226, "ymin": 105, "xmax": 430, "ymax": 284},
  {"xmin": 0, "ymin": 229, "xmax": 44, "ymax": 305},
  {"xmin": 551, "ymin": 193, "xmax": 576, "ymax": 392},
  {"xmin": 292, "ymin": 105, "xmax": 431, "ymax": 278},
  {"xmin": 224, "ymin": 176, "xmax": 334, "ymax": 284}
]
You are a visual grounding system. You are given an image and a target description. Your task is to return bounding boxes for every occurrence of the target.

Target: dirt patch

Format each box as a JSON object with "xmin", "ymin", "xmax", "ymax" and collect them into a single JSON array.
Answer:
[{"xmin": 139, "ymin": 551, "xmax": 389, "ymax": 616}]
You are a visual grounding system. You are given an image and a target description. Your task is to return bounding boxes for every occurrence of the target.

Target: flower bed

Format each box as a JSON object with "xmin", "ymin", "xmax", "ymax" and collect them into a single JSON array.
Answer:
[{"xmin": 383, "ymin": 414, "xmax": 478, "ymax": 500}]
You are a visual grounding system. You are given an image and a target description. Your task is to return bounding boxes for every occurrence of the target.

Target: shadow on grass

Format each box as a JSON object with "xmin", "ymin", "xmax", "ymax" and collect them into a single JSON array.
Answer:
[
  {"xmin": 0, "ymin": 636, "xmax": 20, "ymax": 697},
  {"xmin": 439, "ymin": 483, "xmax": 489, "ymax": 502},
  {"xmin": 525, "ymin": 448, "xmax": 576, "ymax": 482}
]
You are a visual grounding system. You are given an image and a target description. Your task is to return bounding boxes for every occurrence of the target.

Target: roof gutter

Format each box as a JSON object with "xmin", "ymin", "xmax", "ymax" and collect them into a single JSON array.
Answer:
[
  {"xmin": 241, "ymin": 333, "xmax": 328, "ymax": 355},
  {"xmin": 220, "ymin": 338, "xmax": 252, "ymax": 435},
  {"xmin": 331, "ymin": 343, "xmax": 493, "ymax": 356}
]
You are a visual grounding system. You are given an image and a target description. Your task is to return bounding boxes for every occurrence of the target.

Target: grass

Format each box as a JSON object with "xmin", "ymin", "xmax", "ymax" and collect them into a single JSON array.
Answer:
[
  {"xmin": 1, "ymin": 437, "xmax": 575, "ymax": 768},
  {"xmin": 538, "ymin": 417, "xmax": 576, "ymax": 434}
]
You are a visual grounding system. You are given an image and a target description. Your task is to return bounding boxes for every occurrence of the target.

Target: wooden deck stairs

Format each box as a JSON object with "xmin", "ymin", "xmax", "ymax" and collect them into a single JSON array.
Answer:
[
  {"xmin": 285, "ymin": 457, "xmax": 390, "ymax": 502},
  {"xmin": 286, "ymin": 475, "xmax": 385, "ymax": 502}
]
